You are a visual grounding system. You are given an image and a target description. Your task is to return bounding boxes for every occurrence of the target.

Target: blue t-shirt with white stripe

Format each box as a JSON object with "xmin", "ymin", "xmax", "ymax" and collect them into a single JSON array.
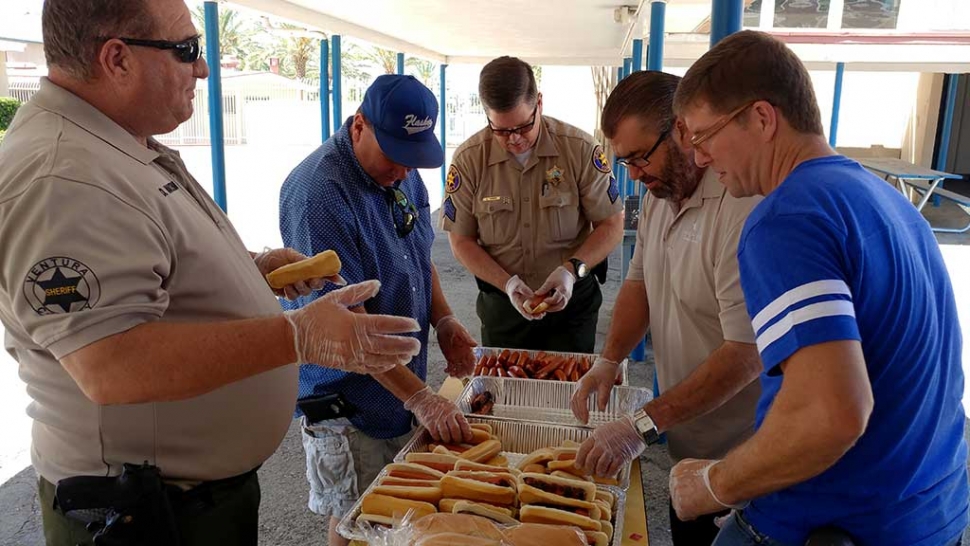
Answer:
[{"xmin": 738, "ymin": 155, "xmax": 968, "ymax": 546}]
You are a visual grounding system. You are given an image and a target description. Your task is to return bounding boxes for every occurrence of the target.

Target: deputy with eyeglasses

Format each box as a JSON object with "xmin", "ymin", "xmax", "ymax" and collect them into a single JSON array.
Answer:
[
  {"xmin": 567, "ymin": 71, "xmax": 763, "ymax": 546},
  {"xmin": 443, "ymin": 56, "xmax": 624, "ymax": 353},
  {"xmin": 279, "ymin": 74, "xmax": 478, "ymax": 546},
  {"xmin": 0, "ymin": 1, "xmax": 426, "ymax": 545}
]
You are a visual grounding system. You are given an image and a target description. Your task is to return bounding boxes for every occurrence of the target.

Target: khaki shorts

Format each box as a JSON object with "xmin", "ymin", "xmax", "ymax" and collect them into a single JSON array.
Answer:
[{"xmin": 301, "ymin": 417, "xmax": 414, "ymax": 520}]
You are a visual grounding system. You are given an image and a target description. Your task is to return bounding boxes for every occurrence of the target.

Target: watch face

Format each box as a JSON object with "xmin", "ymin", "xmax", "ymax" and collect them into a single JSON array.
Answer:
[{"xmin": 577, "ymin": 263, "xmax": 589, "ymax": 278}]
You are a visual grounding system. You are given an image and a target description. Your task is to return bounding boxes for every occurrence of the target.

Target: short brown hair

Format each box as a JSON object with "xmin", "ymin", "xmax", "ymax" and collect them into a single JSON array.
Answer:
[
  {"xmin": 601, "ymin": 71, "xmax": 680, "ymax": 139},
  {"xmin": 43, "ymin": 0, "xmax": 156, "ymax": 81},
  {"xmin": 673, "ymin": 30, "xmax": 824, "ymax": 136},
  {"xmin": 478, "ymin": 56, "xmax": 537, "ymax": 112}
]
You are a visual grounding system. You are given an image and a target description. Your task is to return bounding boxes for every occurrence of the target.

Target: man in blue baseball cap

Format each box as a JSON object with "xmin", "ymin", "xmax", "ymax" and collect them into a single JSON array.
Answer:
[{"xmin": 278, "ymin": 74, "xmax": 478, "ymax": 545}]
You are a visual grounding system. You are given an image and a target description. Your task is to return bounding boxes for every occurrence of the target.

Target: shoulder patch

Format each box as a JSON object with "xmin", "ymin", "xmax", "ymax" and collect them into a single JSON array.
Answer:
[
  {"xmin": 445, "ymin": 165, "xmax": 462, "ymax": 194},
  {"xmin": 443, "ymin": 196, "xmax": 457, "ymax": 222},
  {"xmin": 23, "ymin": 257, "xmax": 101, "ymax": 315},
  {"xmin": 607, "ymin": 175, "xmax": 619, "ymax": 204},
  {"xmin": 592, "ymin": 145, "xmax": 611, "ymax": 174}
]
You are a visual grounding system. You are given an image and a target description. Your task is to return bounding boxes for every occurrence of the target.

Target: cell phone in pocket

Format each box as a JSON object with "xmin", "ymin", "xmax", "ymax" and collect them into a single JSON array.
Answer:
[{"xmin": 297, "ymin": 393, "xmax": 356, "ymax": 423}]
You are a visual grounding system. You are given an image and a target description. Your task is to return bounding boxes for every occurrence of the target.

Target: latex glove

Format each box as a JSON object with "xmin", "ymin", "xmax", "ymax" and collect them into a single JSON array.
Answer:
[
  {"xmin": 284, "ymin": 280, "xmax": 420, "ymax": 374},
  {"xmin": 435, "ymin": 315, "xmax": 478, "ymax": 378},
  {"xmin": 575, "ymin": 415, "xmax": 646, "ymax": 479},
  {"xmin": 404, "ymin": 387, "xmax": 473, "ymax": 444},
  {"xmin": 535, "ymin": 266, "xmax": 576, "ymax": 313},
  {"xmin": 505, "ymin": 275, "xmax": 544, "ymax": 321},
  {"xmin": 254, "ymin": 247, "xmax": 347, "ymax": 300},
  {"xmin": 670, "ymin": 459, "xmax": 744, "ymax": 522},
  {"xmin": 570, "ymin": 357, "xmax": 621, "ymax": 424}
]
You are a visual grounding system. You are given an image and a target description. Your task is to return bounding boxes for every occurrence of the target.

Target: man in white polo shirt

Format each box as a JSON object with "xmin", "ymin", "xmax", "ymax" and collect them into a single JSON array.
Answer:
[{"xmin": 0, "ymin": 1, "xmax": 420, "ymax": 544}]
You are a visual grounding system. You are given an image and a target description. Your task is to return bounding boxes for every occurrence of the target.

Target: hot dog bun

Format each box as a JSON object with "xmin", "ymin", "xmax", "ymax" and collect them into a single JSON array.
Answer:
[
  {"xmin": 518, "ymin": 505, "xmax": 602, "ymax": 532},
  {"xmin": 265, "ymin": 250, "xmax": 341, "ymax": 288},
  {"xmin": 503, "ymin": 523, "xmax": 588, "ymax": 546},
  {"xmin": 454, "ymin": 459, "xmax": 513, "ymax": 474},
  {"xmin": 516, "ymin": 448, "xmax": 554, "ymax": 470},
  {"xmin": 360, "ymin": 492, "xmax": 437, "ymax": 520},
  {"xmin": 583, "ymin": 530, "xmax": 610, "ymax": 546},
  {"xmin": 383, "ymin": 462, "xmax": 444, "ymax": 481},
  {"xmin": 406, "ymin": 452, "xmax": 462, "ymax": 474},
  {"xmin": 438, "ymin": 498, "xmax": 515, "ymax": 517},
  {"xmin": 410, "ymin": 513, "xmax": 506, "ymax": 541},
  {"xmin": 451, "ymin": 500, "xmax": 519, "ymax": 526},
  {"xmin": 440, "ymin": 471, "xmax": 517, "ymax": 506},
  {"xmin": 370, "ymin": 484, "xmax": 442, "ymax": 504},
  {"xmin": 379, "ymin": 476, "xmax": 442, "ymax": 488},
  {"xmin": 458, "ymin": 439, "xmax": 502, "ymax": 463},
  {"xmin": 517, "ymin": 472, "xmax": 597, "ymax": 503}
]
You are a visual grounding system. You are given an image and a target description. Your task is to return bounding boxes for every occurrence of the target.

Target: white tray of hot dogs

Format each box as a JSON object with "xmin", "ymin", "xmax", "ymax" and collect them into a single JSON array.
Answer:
[
  {"xmin": 458, "ymin": 376, "xmax": 653, "ymax": 428},
  {"xmin": 471, "ymin": 347, "xmax": 629, "ymax": 385}
]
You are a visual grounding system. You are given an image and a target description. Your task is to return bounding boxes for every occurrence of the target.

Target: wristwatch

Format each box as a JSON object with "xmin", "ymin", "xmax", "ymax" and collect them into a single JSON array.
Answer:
[
  {"xmin": 567, "ymin": 258, "xmax": 589, "ymax": 280},
  {"xmin": 632, "ymin": 408, "xmax": 661, "ymax": 445}
]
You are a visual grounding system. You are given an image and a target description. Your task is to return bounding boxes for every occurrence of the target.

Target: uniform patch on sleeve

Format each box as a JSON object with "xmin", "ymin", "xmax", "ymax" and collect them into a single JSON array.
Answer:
[
  {"xmin": 445, "ymin": 165, "xmax": 462, "ymax": 194},
  {"xmin": 23, "ymin": 257, "xmax": 101, "ymax": 315},
  {"xmin": 592, "ymin": 145, "xmax": 612, "ymax": 174},
  {"xmin": 607, "ymin": 175, "xmax": 619, "ymax": 204},
  {"xmin": 443, "ymin": 196, "xmax": 457, "ymax": 222}
]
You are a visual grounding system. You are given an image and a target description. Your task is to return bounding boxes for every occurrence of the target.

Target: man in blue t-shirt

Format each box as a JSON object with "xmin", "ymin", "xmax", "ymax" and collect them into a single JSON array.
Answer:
[
  {"xmin": 668, "ymin": 30, "xmax": 968, "ymax": 546},
  {"xmin": 278, "ymin": 75, "xmax": 478, "ymax": 546}
]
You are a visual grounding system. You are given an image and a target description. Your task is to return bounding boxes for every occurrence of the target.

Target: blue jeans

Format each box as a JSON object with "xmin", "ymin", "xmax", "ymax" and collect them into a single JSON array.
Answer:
[{"xmin": 713, "ymin": 510, "xmax": 965, "ymax": 546}]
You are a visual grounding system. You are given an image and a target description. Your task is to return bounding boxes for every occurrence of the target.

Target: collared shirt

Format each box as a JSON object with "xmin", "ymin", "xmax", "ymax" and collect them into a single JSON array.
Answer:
[
  {"xmin": 627, "ymin": 169, "xmax": 762, "ymax": 461},
  {"xmin": 442, "ymin": 116, "xmax": 623, "ymax": 290},
  {"xmin": 739, "ymin": 156, "xmax": 968, "ymax": 546},
  {"xmin": 0, "ymin": 79, "xmax": 297, "ymax": 484},
  {"xmin": 279, "ymin": 118, "xmax": 433, "ymax": 440}
]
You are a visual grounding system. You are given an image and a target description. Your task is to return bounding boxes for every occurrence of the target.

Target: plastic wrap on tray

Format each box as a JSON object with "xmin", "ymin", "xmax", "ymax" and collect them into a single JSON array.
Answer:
[
  {"xmin": 458, "ymin": 376, "xmax": 652, "ymax": 428},
  {"xmin": 471, "ymin": 347, "xmax": 628, "ymax": 385}
]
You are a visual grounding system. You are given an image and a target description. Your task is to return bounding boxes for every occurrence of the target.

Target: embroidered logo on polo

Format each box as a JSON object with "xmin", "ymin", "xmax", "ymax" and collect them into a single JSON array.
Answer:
[
  {"xmin": 157, "ymin": 181, "xmax": 180, "ymax": 197},
  {"xmin": 443, "ymin": 196, "xmax": 457, "ymax": 222},
  {"xmin": 445, "ymin": 165, "xmax": 462, "ymax": 194},
  {"xmin": 607, "ymin": 175, "xmax": 619, "ymax": 204},
  {"xmin": 23, "ymin": 257, "xmax": 101, "ymax": 315},
  {"xmin": 592, "ymin": 145, "xmax": 612, "ymax": 174},
  {"xmin": 403, "ymin": 114, "xmax": 434, "ymax": 135}
]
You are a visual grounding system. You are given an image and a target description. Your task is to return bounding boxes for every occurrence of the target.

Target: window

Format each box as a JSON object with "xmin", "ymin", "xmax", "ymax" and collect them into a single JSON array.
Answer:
[
  {"xmin": 774, "ymin": 0, "xmax": 831, "ymax": 29},
  {"xmin": 842, "ymin": 0, "xmax": 902, "ymax": 29},
  {"xmin": 744, "ymin": 0, "xmax": 763, "ymax": 27}
]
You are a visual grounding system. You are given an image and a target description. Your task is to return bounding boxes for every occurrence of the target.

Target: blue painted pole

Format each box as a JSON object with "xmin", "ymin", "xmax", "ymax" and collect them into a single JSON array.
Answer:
[
  {"xmin": 440, "ymin": 64, "xmax": 448, "ymax": 192},
  {"xmin": 397, "ymin": 52, "xmax": 405, "ymax": 75},
  {"xmin": 321, "ymin": 39, "xmax": 331, "ymax": 142},
  {"xmin": 934, "ymin": 73, "xmax": 960, "ymax": 206},
  {"xmin": 647, "ymin": 0, "xmax": 666, "ymax": 71},
  {"xmin": 632, "ymin": 39, "xmax": 643, "ymax": 73},
  {"xmin": 203, "ymin": 1, "xmax": 227, "ymax": 212},
  {"xmin": 331, "ymin": 35, "xmax": 342, "ymax": 134},
  {"xmin": 710, "ymin": 0, "xmax": 743, "ymax": 47},
  {"xmin": 829, "ymin": 62, "xmax": 844, "ymax": 148},
  {"xmin": 621, "ymin": 58, "xmax": 632, "ymax": 198}
]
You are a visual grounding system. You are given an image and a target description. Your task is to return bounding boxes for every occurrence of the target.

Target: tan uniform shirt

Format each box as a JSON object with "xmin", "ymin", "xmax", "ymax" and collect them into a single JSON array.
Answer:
[
  {"xmin": 442, "ymin": 116, "xmax": 623, "ymax": 290},
  {"xmin": 628, "ymin": 169, "xmax": 762, "ymax": 461},
  {"xmin": 0, "ymin": 79, "xmax": 297, "ymax": 484}
]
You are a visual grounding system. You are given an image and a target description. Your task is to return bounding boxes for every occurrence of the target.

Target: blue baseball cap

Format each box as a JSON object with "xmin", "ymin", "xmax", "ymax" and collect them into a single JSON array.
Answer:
[{"xmin": 360, "ymin": 74, "xmax": 444, "ymax": 169}]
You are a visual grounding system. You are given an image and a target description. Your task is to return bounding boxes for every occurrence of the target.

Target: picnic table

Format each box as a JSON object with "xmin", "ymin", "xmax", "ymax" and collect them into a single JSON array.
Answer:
[{"xmin": 856, "ymin": 157, "xmax": 969, "ymax": 233}]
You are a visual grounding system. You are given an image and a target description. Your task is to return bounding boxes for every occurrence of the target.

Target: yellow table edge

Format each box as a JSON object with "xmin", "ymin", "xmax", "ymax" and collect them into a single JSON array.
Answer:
[{"xmin": 351, "ymin": 377, "xmax": 650, "ymax": 545}]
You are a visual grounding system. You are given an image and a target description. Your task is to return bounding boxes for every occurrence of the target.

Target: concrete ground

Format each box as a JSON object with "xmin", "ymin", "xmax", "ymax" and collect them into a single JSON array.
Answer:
[{"xmin": 2, "ymin": 190, "xmax": 970, "ymax": 545}]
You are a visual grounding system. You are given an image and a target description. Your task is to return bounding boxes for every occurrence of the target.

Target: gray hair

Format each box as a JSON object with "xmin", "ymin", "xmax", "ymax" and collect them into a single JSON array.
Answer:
[{"xmin": 42, "ymin": 0, "xmax": 156, "ymax": 80}]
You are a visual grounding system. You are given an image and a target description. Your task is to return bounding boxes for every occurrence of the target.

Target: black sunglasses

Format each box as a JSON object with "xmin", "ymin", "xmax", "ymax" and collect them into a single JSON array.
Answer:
[
  {"xmin": 386, "ymin": 187, "xmax": 418, "ymax": 237},
  {"xmin": 488, "ymin": 103, "xmax": 539, "ymax": 137},
  {"xmin": 618, "ymin": 127, "xmax": 671, "ymax": 169},
  {"xmin": 112, "ymin": 35, "xmax": 203, "ymax": 63}
]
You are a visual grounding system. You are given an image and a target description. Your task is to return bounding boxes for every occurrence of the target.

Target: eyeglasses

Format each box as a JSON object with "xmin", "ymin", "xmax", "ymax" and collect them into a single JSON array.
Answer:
[
  {"xmin": 690, "ymin": 102, "xmax": 755, "ymax": 150},
  {"xmin": 488, "ymin": 103, "xmax": 539, "ymax": 137},
  {"xmin": 386, "ymin": 187, "xmax": 418, "ymax": 237},
  {"xmin": 112, "ymin": 35, "xmax": 203, "ymax": 64},
  {"xmin": 618, "ymin": 127, "xmax": 671, "ymax": 170}
]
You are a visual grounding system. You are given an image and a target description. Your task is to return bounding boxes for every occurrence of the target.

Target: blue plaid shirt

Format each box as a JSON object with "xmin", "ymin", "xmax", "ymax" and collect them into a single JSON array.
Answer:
[{"xmin": 279, "ymin": 118, "xmax": 433, "ymax": 439}]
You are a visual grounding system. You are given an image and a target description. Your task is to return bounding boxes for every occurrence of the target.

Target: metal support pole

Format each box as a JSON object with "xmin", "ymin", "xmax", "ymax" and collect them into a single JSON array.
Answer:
[
  {"xmin": 397, "ymin": 52, "xmax": 405, "ymax": 75},
  {"xmin": 203, "ymin": 1, "xmax": 227, "ymax": 212},
  {"xmin": 647, "ymin": 0, "xmax": 666, "ymax": 71},
  {"xmin": 710, "ymin": 0, "xmax": 743, "ymax": 47},
  {"xmin": 934, "ymin": 73, "xmax": 960, "ymax": 206},
  {"xmin": 632, "ymin": 39, "xmax": 643, "ymax": 73},
  {"xmin": 440, "ymin": 64, "xmax": 448, "ymax": 192},
  {"xmin": 829, "ymin": 62, "xmax": 844, "ymax": 148},
  {"xmin": 621, "ymin": 58, "xmax": 632, "ymax": 197},
  {"xmin": 321, "ymin": 39, "xmax": 331, "ymax": 142},
  {"xmin": 331, "ymin": 35, "xmax": 342, "ymax": 134}
]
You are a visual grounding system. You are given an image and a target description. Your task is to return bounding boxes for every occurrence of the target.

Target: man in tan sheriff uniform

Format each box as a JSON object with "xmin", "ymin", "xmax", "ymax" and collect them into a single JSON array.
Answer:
[
  {"xmin": 443, "ymin": 56, "xmax": 624, "ymax": 353},
  {"xmin": 0, "ymin": 1, "xmax": 420, "ymax": 544}
]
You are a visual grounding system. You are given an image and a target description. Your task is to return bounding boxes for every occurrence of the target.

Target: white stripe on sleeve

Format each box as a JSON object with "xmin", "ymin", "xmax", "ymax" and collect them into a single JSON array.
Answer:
[
  {"xmin": 755, "ymin": 300, "xmax": 857, "ymax": 354},
  {"xmin": 751, "ymin": 279, "xmax": 852, "ymax": 333}
]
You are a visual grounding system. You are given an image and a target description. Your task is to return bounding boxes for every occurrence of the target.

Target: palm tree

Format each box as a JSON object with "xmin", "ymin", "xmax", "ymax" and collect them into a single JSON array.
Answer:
[
  {"xmin": 344, "ymin": 44, "xmax": 399, "ymax": 76},
  {"xmin": 406, "ymin": 58, "xmax": 437, "ymax": 88},
  {"xmin": 191, "ymin": 6, "xmax": 256, "ymax": 69}
]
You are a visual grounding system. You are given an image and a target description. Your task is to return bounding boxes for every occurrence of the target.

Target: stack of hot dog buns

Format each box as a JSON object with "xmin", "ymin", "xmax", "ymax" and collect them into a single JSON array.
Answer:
[
  {"xmin": 411, "ymin": 513, "xmax": 589, "ymax": 546},
  {"xmin": 516, "ymin": 445, "xmax": 620, "ymax": 487},
  {"xmin": 471, "ymin": 350, "xmax": 621, "ymax": 385}
]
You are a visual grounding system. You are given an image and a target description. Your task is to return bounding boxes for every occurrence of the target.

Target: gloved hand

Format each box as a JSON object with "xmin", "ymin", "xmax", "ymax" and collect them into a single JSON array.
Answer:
[
  {"xmin": 535, "ymin": 265, "xmax": 576, "ymax": 313},
  {"xmin": 575, "ymin": 415, "xmax": 646, "ymax": 479},
  {"xmin": 505, "ymin": 275, "xmax": 544, "ymax": 321},
  {"xmin": 670, "ymin": 459, "xmax": 744, "ymax": 522},
  {"xmin": 570, "ymin": 357, "xmax": 621, "ymax": 424},
  {"xmin": 404, "ymin": 386, "xmax": 473, "ymax": 444},
  {"xmin": 254, "ymin": 247, "xmax": 347, "ymax": 300},
  {"xmin": 283, "ymin": 280, "xmax": 420, "ymax": 375},
  {"xmin": 435, "ymin": 315, "xmax": 478, "ymax": 378}
]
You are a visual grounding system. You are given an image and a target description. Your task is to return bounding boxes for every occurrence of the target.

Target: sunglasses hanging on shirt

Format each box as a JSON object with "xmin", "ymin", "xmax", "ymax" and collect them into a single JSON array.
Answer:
[{"xmin": 386, "ymin": 187, "xmax": 418, "ymax": 237}]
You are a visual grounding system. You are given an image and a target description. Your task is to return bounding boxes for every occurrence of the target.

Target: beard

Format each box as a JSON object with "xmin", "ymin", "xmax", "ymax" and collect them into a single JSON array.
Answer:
[{"xmin": 640, "ymin": 145, "xmax": 700, "ymax": 202}]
